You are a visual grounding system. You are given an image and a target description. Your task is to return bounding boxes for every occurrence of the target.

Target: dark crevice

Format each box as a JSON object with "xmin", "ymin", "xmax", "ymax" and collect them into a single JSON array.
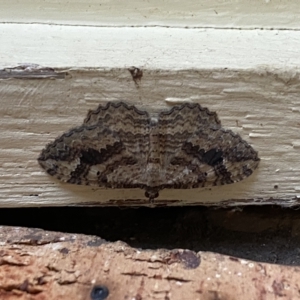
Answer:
[{"xmin": 0, "ymin": 206, "xmax": 300, "ymax": 266}]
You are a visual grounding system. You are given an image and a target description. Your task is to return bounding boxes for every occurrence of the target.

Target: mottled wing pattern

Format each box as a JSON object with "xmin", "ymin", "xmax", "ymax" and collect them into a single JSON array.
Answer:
[
  {"xmin": 84, "ymin": 102, "xmax": 150, "ymax": 147},
  {"xmin": 181, "ymin": 127, "xmax": 259, "ymax": 187},
  {"xmin": 157, "ymin": 103, "xmax": 220, "ymax": 161},
  {"xmin": 38, "ymin": 102, "xmax": 151, "ymax": 189},
  {"xmin": 153, "ymin": 104, "xmax": 215, "ymax": 189},
  {"xmin": 156, "ymin": 103, "xmax": 259, "ymax": 190},
  {"xmin": 38, "ymin": 101, "xmax": 260, "ymax": 200}
]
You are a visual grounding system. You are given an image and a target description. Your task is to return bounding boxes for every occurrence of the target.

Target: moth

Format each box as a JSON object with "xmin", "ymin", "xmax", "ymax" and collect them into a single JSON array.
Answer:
[{"xmin": 38, "ymin": 102, "xmax": 260, "ymax": 201}]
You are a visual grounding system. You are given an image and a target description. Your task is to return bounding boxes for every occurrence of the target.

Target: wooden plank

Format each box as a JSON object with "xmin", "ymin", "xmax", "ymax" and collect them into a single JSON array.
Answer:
[
  {"xmin": 0, "ymin": 25, "xmax": 300, "ymax": 69},
  {"xmin": 1, "ymin": 68, "xmax": 300, "ymax": 207},
  {"xmin": 0, "ymin": 24, "xmax": 299, "ymax": 207},
  {"xmin": 0, "ymin": 225, "xmax": 300, "ymax": 299},
  {"xmin": 1, "ymin": 0, "xmax": 299, "ymax": 29}
]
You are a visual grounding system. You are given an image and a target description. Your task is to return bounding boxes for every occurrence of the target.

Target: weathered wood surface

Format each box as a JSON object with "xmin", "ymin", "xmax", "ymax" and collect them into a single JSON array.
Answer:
[
  {"xmin": 0, "ymin": 226, "xmax": 299, "ymax": 300},
  {"xmin": 1, "ymin": 0, "xmax": 299, "ymax": 29},
  {"xmin": 1, "ymin": 68, "xmax": 300, "ymax": 207},
  {"xmin": 1, "ymin": 5, "xmax": 300, "ymax": 207}
]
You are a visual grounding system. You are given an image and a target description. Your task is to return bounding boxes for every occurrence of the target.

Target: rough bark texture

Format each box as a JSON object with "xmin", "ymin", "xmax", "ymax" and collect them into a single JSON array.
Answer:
[{"xmin": 0, "ymin": 226, "xmax": 299, "ymax": 300}]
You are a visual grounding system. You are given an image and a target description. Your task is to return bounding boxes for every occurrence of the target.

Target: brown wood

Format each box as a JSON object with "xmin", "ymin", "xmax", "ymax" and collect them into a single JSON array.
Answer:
[{"xmin": 0, "ymin": 226, "xmax": 299, "ymax": 299}]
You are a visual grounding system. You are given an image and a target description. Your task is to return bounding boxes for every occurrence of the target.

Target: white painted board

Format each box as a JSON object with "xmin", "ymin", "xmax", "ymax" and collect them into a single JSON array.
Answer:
[
  {"xmin": 1, "ymin": 68, "xmax": 299, "ymax": 207},
  {"xmin": 0, "ymin": 25, "xmax": 299, "ymax": 70}
]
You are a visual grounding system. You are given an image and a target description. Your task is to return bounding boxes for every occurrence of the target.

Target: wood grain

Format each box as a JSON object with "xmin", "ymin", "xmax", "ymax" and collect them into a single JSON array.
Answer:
[
  {"xmin": 0, "ymin": 68, "xmax": 299, "ymax": 206},
  {"xmin": 0, "ymin": 226, "xmax": 299, "ymax": 299}
]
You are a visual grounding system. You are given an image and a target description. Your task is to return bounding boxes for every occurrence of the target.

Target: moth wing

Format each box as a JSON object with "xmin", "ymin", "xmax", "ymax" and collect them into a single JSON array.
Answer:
[
  {"xmin": 38, "ymin": 124, "xmax": 149, "ymax": 188},
  {"xmin": 162, "ymin": 126, "xmax": 259, "ymax": 189}
]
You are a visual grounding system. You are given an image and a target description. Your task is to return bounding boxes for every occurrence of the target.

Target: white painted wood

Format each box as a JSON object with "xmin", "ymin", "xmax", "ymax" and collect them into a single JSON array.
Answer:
[
  {"xmin": 0, "ymin": 1, "xmax": 299, "ymax": 207},
  {"xmin": 1, "ymin": 68, "xmax": 300, "ymax": 207},
  {"xmin": 0, "ymin": 0, "xmax": 299, "ymax": 29},
  {"xmin": 0, "ymin": 25, "xmax": 300, "ymax": 70}
]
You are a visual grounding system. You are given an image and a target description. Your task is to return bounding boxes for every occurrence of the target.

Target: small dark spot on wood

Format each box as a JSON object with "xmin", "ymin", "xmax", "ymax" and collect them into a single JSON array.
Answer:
[
  {"xmin": 274, "ymin": 185, "xmax": 278, "ymax": 189},
  {"xmin": 135, "ymin": 294, "xmax": 142, "ymax": 300},
  {"xmin": 166, "ymin": 250, "xmax": 200, "ymax": 269},
  {"xmin": 272, "ymin": 280, "xmax": 286, "ymax": 297},
  {"xmin": 37, "ymin": 276, "xmax": 47, "ymax": 285},
  {"xmin": 19, "ymin": 279, "xmax": 29, "ymax": 292},
  {"xmin": 90, "ymin": 285, "xmax": 109, "ymax": 300},
  {"xmin": 128, "ymin": 66, "xmax": 143, "ymax": 86},
  {"xmin": 177, "ymin": 250, "xmax": 201, "ymax": 269},
  {"xmin": 59, "ymin": 247, "xmax": 69, "ymax": 254}
]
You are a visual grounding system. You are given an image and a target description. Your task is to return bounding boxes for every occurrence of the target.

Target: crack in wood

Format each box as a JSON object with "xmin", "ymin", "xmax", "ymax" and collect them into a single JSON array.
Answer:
[
  {"xmin": 0, "ymin": 65, "xmax": 66, "ymax": 79},
  {"xmin": 0, "ymin": 279, "xmax": 44, "ymax": 295}
]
